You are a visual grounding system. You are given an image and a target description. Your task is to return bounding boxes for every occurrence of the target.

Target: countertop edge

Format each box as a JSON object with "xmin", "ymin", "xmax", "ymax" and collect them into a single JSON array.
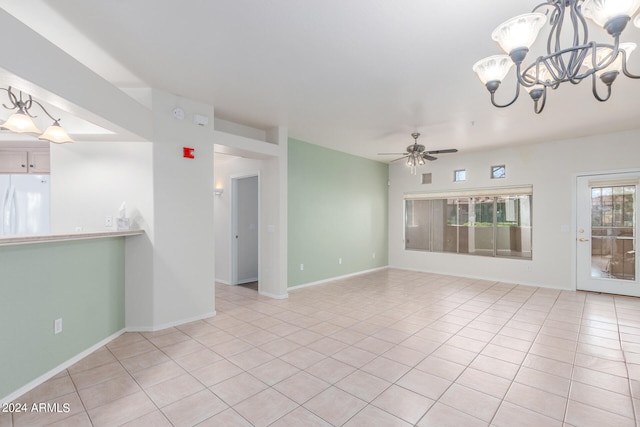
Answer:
[{"xmin": 0, "ymin": 230, "xmax": 145, "ymax": 246}]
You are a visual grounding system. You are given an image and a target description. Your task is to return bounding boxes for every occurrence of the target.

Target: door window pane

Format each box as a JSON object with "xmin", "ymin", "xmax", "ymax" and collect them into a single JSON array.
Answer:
[{"xmin": 591, "ymin": 185, "xmax": 635, "ymax": 280}]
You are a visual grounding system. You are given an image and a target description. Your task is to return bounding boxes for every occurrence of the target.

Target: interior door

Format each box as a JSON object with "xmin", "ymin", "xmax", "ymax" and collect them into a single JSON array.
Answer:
[
  {"xmin": 232, "ymin": 175, "xmax": 259, "ymax": 285},
  {"xmin": 577, "ymin": 173, "xmax": 639, "ymax": 296}
]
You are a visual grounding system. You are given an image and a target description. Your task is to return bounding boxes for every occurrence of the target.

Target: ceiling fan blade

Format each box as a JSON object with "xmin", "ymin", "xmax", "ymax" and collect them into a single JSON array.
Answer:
[
  {"xmin": 423, "ymin": 154, "xmax": 438, "ymax": 161},
  {"xmin": 378, "ymin": 152, "xmax": 407, "ymax": 155},
  {"xmin": 426, "ymin": 148, "xmax": 458, "ymax": 154},
  {"xmin": 390, "ymin": 155, "xmax": 409, "ymax": 163}
]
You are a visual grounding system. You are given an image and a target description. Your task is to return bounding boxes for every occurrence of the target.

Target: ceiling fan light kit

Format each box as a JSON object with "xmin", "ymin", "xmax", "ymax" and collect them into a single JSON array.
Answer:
[
  {"xmin": 473, "ymin": 0, "xmax": 640, "ymax": 113},
  {"xmin": 379, "ymin": 132, "xmax": 458, "ymax": 175}
]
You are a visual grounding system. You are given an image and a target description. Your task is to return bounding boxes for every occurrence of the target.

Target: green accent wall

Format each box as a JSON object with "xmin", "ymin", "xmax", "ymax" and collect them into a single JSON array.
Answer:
[
  {"xmin": 288, "ymin": 138, "xmax": 388, "ymax": 287},
  {"xmin": 0, "ymin": 238, "xmax": 125, "ymax": 400}
]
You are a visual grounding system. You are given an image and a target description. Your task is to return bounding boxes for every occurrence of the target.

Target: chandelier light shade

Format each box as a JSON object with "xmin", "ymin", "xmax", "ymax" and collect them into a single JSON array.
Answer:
[
  {"xmin": 473, "ymin": 0, "xmax": 640, "ymax": 113},
  {"xmin": 491, "ymin": 13, "xmax": 548, "ymax": 53},
  {"xmin": 584, "ymin": 42, "xmax": 637, "ymax": 75},
  {"xmin": 39, "ymin": 122, "xmax": 74, "ymax": 144},
  {"xmin": 582, "ymin": 0, "xmax": 640, "ymax": 29},
  {"xmin": 473, "ymin": 55, "xmax": 515, "ymax": 85},
  {"xmin": 0, "ymin": 87, "xmax": 73, "ymax": 143},
  {"xmin": 524, "ymin": 63, "xmax": 553, "ymax": 93},
  {"xmin": 1, "ymin": 111, "xmax": 42, "ymax": 134}
]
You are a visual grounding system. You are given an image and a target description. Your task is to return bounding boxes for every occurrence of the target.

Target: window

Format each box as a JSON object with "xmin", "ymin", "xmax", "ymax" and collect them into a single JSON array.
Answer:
[
  {"xmin": 404, "ymin": 187, "xmax": 532, "ymax": 259},
  {"xmin": 454, "ymin": 169, "xmax": 466, "ymax": 182},
  {"xmin": 491, "ymin": 165, "xmax": 506, "ymax": 179}
]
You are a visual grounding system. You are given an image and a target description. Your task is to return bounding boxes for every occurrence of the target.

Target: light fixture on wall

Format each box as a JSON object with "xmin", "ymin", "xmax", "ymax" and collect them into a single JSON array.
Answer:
[
  {"xmin": 473, "ymin": 0, "xmax": 640, "ymax": 113},
  {"xmin": 0, "ymin": 87, "xmax": 73, "ymax": 143},
  {"xmin": 214, "ymin": 187, "xmax": 224, "ymax": 196}
]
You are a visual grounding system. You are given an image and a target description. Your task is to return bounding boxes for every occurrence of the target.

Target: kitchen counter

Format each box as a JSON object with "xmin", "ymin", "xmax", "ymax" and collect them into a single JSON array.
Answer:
[{"xmin": 0, "ymin": 229, "xmax": 144, "ymax": 246}]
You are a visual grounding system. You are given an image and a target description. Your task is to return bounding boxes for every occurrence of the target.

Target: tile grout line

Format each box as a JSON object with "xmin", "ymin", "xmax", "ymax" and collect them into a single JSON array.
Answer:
[
  {"xmin": 481, "ymin": 284, "xmax": 564, "ymax": 426},
  {"xmin": 559, "ymin": 291, "xmax": 586, "ymax": 427},
  {"xmin": 614, "ymin": 295, "xmax": 638, "ymax": 425}
]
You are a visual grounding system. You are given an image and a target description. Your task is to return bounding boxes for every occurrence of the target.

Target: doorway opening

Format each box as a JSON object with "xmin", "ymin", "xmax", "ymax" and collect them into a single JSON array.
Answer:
[
  {"xmin": 213, "ymin": 150, "xmax": 265, "ymax": 294},
  {"xmin": 213, "ymin": 134, "xmax": 287, "ymax": 302}
]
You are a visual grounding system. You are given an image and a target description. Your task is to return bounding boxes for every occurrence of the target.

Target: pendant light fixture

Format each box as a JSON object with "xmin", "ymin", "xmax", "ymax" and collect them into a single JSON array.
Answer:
[
  {"xmin": 473, "ymin": 0, "xmax": 640, "ymax": 113},
  {"xmin": 0, "ymin": 87, "xmax": 73, "ymax": 143}
]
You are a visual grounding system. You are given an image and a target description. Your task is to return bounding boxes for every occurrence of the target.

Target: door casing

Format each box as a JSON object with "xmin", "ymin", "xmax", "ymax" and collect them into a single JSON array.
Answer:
[{"xmin": 575, "ymin": 170, "xmax": 640, "ymax": 296}]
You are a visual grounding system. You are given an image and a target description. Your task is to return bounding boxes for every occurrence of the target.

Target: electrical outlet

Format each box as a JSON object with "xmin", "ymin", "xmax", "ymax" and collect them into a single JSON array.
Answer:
[
  {"xmin": 300, "ymin": 264, "xmax": 304, "ymax": 271},
  {"xmin": 105, "ymin": 216, "xmax": 113, "ymax": 227},
  {"xmin": 75, "ymin": 226, "xmax": 83, "ymax": 232},
  {"xmin": 54, "ymin": 318, "xmax": 62, "ymax": 334},
  {"xmin": 372, "ymin": 252, "xmax": 376, "ymax": 259},
  {"xmin": 338, "ymin": 258, "xmax": 342, "ymax": 265}
]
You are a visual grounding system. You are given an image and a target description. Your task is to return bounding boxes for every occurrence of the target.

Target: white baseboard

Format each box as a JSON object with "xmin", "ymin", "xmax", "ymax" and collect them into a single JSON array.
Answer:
[
  {"xmin": 258, "ymin": 290, "xmax": 288, "ymax": 299},
  {"xmin": 126, "ymin": 311, "xmax": 217, "ymax": 332},
  {"xmin": 2, "ymin": 309, "xmax": 220, "ymax": 404},
  {"xmin": 0, "ymin": 329, "xmax": 126, "ymax": 406},
  {"xmin": 387, "ymin": 264, "xmax": 572, "ymax": 291},
  {"xmin": 288, "ymin": 266, "xmax": 388, "ymax": 292},
  {"xmin": 216, "ymin": 278, "xmax": 258, "ymax": 286}
]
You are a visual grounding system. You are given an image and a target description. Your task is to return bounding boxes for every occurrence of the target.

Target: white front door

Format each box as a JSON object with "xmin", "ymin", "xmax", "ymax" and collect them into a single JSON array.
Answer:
[{"xmin": 577, "ymin": 173, "xmax": 640, "ymax": 296}]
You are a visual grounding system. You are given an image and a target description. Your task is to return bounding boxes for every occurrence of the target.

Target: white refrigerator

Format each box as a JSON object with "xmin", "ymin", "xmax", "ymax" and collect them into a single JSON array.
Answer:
[{"xmin": 0, "ymin": 174, "xmax": 51, "ymax": 236}]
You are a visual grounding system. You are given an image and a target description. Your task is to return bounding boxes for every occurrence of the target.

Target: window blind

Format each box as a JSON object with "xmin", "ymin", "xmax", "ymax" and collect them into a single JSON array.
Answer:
[{"xmin": 404, "ymin": 185, "xmax": 533, "ymax": 200}]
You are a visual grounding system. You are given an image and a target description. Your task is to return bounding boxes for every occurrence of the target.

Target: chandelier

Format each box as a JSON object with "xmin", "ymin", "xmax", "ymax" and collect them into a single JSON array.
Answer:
[
  {"xmin": 0, "ymin": 87, "xmax": 73, "ymax": 143},
  {"xmin": 473, "ymin": 0, "xmax": 640, "ymax": 113}
]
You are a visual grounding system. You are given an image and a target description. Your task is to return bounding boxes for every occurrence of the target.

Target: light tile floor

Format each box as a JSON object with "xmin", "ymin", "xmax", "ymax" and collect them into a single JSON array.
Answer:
[{"xmin": 2, "ymin": 269, "xmax": 640, "ymax": 426}]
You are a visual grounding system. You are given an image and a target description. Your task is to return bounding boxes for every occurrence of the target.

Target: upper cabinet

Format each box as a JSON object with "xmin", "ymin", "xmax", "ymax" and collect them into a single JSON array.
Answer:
[
  {"xmin": 0, "ymin": 149, "xmax": 50, "ymax": 174},
  {"xmin": 27, "ymin": 150, "xmax": 50, "ymax": 173}
]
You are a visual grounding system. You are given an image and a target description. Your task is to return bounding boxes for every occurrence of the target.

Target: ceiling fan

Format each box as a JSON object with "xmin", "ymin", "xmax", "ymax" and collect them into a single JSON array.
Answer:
[{"xmin": 378, "ymin": 132, "xmax": 458, "ymax": 174}]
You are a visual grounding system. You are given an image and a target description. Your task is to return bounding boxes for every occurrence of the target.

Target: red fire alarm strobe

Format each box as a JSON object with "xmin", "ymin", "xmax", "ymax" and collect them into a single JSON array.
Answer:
[{"xmin": 183, "ymin": 147, "xmax": 195, "ymax": 159}]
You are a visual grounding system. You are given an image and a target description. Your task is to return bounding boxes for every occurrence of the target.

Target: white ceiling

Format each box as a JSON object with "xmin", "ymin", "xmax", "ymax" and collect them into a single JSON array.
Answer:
[{"xmin": 3, "ymin": 1, "xmax": 640, "ymax": 160}]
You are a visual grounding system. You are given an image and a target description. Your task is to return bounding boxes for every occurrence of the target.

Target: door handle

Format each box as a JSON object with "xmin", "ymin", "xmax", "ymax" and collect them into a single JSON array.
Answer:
[{"xmin": 579, "ymin": 238, "xmax": 589, "ymax": 242}]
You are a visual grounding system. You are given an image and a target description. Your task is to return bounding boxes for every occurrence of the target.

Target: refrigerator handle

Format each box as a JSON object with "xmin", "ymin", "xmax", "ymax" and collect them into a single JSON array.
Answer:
[
  {"xmin": 1, "ymin": 187, "xmax": 6, "ymax": 234},
  {"xmin": 4, "ymin": 185, "xmax": 16, "ymax": 234}
]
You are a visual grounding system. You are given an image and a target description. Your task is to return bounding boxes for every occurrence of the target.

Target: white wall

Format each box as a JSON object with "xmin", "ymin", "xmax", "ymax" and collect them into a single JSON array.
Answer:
[
  {"xmin": 50, "ymin": 141, "xmax": 153, "ymax": 233},
  {"xmin": 389, "ymin": 129, "xmax": 640, "ymax": 290},
  {"xmin": 214, "ymin": 118, "xmax": 268, "ymax": 142},
  {"xmin": 149, "ymin": 90, "xmax": 215, "ymax": 328},
  {"xmin": 259, "ymin": 153, "xmax": 287, "ymax": 298}
]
